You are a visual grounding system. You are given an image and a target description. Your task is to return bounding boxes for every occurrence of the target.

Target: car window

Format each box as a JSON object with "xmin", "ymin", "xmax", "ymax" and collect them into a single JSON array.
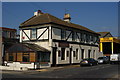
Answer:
[{"xmin": 98, "ymin": 57, "xmax": 104, "ymax": 59}]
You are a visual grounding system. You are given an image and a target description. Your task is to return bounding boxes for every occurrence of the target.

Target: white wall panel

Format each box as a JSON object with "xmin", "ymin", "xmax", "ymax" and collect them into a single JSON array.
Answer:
[
  {"xmin": 37, "ymin": 28, "xmax": 48, "ymax": 40},
  {"xmin": 22, "ymin": 30, "xmax": 30, "ymax": 41}
]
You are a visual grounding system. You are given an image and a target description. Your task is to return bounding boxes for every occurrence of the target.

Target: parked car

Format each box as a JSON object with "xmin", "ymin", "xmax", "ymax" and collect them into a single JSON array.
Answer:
[
  {"xmin": 110, "ymin": 54, "xmax": 120, "ymax": 64},
  {"xmin": 97, "ymin": 56, "xmax": 109, "ymax": 64},
  {"xmin": 80, "ymin": 58, "xmax": 98, "ymax": 66}
]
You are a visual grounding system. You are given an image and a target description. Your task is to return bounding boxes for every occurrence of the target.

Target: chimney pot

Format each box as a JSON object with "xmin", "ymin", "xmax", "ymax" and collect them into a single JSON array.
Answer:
[
  {"xmin": 34, "ymin": 10, "xmax": 43, "ymax": 16},
  {"xmin": 63, "ymin": 14, "xmax": 71, "ymax": 23}
]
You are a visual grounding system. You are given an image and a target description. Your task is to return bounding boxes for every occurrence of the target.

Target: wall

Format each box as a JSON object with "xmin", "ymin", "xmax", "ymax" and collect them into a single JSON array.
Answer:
[{"xmin": 52, "ymin": 42, "xmax": 102, "ymax": 65}]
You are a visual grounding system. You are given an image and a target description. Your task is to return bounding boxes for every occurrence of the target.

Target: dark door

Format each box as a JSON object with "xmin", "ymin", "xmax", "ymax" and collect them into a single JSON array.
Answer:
[
  {"xmin": 69, "ymin": 48, "xmax": 72, "ymax": 64},
  {"xmin": 52, "ymin": 47, "xmax": 57, "ymax": 66}
]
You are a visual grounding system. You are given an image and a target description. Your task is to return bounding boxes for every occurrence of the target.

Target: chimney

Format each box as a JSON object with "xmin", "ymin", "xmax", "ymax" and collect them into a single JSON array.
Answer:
[
  {"xmin": 63, "ymin": 13, "xmax": 71, "ymax": 23},
  {"xmin": 34, "ymin": 10, "xmax": 43, "ymax": 16}
]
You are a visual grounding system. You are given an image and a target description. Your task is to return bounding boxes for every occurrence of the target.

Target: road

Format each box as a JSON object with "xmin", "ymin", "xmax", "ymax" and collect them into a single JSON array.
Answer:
[{"xmin": 1, "ymin": 64, "xmax": 120, "ymax": 79}]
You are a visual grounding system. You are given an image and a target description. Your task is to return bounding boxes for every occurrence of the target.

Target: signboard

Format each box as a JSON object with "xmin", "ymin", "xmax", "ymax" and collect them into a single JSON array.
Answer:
[
  {"xmin": 100, "ymin": 38, "xmax": 113, "ymax": 42},
  {"xmin": 100, "ymin": 37, "xmax": 120, "ymax": 44},
  {"xmin": 58, "ymin": 42, "xmax": 69, "ymax": 47}
]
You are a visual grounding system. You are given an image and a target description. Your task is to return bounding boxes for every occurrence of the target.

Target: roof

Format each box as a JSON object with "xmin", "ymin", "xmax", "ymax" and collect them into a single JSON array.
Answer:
[
  {"xmin": 19, "ymin": 13, "xmax": 99, "ymax": 35},
  {"xmin": 23, "ymin": 43, "xmax": 50, "ymax": 52},
  {"xmin": 0, "ymin": 27, "xmax": 17, "ymax": 31},
  {"xmin": 6, "ymin": 43, "xmax": 50, "ymax": 53},
  {"xmin": 97, "ymin": 32, "xmax": 113, "ymax": 38}
]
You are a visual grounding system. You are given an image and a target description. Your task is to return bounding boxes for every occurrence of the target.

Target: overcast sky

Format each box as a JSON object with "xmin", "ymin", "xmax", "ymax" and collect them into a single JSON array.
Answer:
[{"xmin": 2, "ymin": 2, "xmax": 118, "ymax": 37}]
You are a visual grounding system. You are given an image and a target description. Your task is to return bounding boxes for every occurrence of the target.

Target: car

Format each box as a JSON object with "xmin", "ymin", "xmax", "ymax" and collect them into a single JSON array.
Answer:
[
  {"xmin": 80, "ymin": 58, "xmax": 98, "ymax": 66},
  {"xmin": 97, "ymin": 56, "xmax": 109, "ymax": 64},
  {"xmin": 110, "ymin": 54, "xmax": 120, "ymax": 64}
]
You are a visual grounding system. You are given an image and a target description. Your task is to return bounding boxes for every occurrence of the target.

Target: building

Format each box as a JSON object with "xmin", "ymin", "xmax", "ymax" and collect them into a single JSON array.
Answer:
[
  {"xmin": 4, "ymin": 43, "xmax": 50, "ymax": 69},
  {"xmin": 5, "ymin": 10, "xmax": 103, "ymax": 69},
  {"xmin": 0, "ymin": 27, "xmax": 18, "ymax": 65},
  {"xmin": 98, "ymin": 32, "xmax": 120, "ymax": 56}
]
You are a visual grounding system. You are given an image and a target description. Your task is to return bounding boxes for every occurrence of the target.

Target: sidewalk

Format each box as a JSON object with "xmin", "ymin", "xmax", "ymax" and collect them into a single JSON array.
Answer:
[
  {"xmin": 1, "ymin": 64, "xmax": 80, "ymax": 74},
  {"xmin": 34, "ymin": 64, "xmax": 80, "ymax": 72}
]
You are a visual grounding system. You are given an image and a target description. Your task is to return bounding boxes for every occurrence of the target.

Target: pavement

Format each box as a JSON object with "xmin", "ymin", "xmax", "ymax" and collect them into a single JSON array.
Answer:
[
  {"xmin": 26, "ymin": 64, "xmax": 80, "ymax": 72},
  {"xmin": 1, "ymin": 64, "xmax": 80, "ymax": 73}
]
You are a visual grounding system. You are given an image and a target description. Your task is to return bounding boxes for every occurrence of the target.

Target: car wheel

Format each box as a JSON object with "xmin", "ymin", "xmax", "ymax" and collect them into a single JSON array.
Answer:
[
  {"xmin": 90, "ymin": 63, "xmax": 93, "ymax": 66},
  {"xmin": 96, "ymin": 62, "xmax": 98, "ymax": 65}
]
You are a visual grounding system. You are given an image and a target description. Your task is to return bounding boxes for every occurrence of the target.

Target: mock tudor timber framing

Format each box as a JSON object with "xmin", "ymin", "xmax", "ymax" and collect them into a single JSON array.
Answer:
[{"xmin": 21, "ymin": 26, "xmax": 49, "ymax": 42}]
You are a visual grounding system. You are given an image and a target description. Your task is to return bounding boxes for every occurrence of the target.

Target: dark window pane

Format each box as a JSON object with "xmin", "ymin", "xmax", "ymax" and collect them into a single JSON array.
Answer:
[
  {"xmin": 73, "ymin": 51, "xmax": 76, "ymax": 57},
  {"xmin": 23, "ymin": 54, "xmax": 29, "ymax": 62},
  {"xmin": 61, "ymin": 48, "xmax": 65, "ymax": 60},
  {"xmin": 67, "ymin": 51, "xmax": 69, "ymax": 57},
  {"xmin": 58, "ymin": 50, "xmax": 61, "ymax": 57}
]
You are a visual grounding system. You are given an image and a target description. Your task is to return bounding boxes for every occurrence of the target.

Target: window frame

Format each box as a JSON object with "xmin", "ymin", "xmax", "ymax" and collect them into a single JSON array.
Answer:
[
  {"xmin": 22, "ymin": 53, "xmax": 30, "ymax": 62},
  {"xmin": 61, "ymin": 48, "xmax": 65, "ymax": 60},
  {"xmin": 31, "ymin": 28, "xmax": 37, "ymax": 39}
]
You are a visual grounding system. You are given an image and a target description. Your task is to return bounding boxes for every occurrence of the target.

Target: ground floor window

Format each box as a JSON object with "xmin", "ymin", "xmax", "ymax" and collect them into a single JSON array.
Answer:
[
  {"xmin": 38, "ymin": 52, "xmax": 50, "ymax": 62},
  {"xmin": 81, "ymin": 49, "xmax": 84, "ymax": 59},
  {"xmin": 61, "ymin": 48, "xmax": 65, "ymax": 60},
  {"xmin": 58, "ymin": 50, "xmax": 61, "ymax": 57},
  {"xmin": 73, "ymin": 51, "xmax": 76, "ymax": 57},
  {"xmin": 23, "ymin": 53, "xmax": 29, "ymax": 62},
  {"xmin": 67, "ymin": 51, "xmax": 69, "ymax": 57},
  {"xmin": 8, "ymin": 53, "xmax": 13, "ymax": 61},
  {"xmin": 88, "ymin": 50, "xmax": 91, "ymax": 58},
  {"xmin": 93, "ymin": 50, "xmax": 95, "ymax": 58},
  {"xmin": 76, "ymin": 49, "xmax": 78, "ymax": 60}
]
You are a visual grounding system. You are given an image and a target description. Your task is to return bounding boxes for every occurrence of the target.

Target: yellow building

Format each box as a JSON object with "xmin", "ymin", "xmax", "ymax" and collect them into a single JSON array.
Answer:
[{"xmin": 98, "ymin": 32, "xmax": 120, "ymax": 56}]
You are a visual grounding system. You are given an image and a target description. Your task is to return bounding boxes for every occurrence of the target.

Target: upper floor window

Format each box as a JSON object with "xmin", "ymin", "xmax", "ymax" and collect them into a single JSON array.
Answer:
[
  {"xmin": 61, "ymin": 29, "xmax": 66, "ymax": 40},
  {"xmin": 31, "ymin": 29, "xmax": 36, "ymax": 39},
  {"xmin": 72, "ymin": 32, "xmax": 76, "ymax": 41},
  {"xmin": 86, "ymin": 34, "xmax": 90, "ymax": 43},
  {"xmin": 91, "ymin": 36, "xmax": 94, "ymax": 41}
]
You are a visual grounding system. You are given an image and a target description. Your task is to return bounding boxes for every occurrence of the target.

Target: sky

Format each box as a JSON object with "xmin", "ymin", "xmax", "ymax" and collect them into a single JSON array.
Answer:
[{"xmin": 2, "ymin": 2, "xmax": 118, "ymax": 37}]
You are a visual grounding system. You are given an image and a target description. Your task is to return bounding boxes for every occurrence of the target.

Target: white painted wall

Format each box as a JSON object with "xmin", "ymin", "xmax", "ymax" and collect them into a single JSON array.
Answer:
[
  {"xmin": 6, "ymin": 62, "xmax": 51, "ymax": 69},
  {"xmin": 35, "ymin": 42, "xmax": 51, "ymax": 51},
  {"xmin": 53, "ymin": 42, "xmax": 101, "ymax": 64},
  {"xmin": 22, "ymin": 30, "xmax": 30, "ymax": 41},
  {"xmin": 37, "ymin": 28, "xmax": 48, "ymax": 40}
]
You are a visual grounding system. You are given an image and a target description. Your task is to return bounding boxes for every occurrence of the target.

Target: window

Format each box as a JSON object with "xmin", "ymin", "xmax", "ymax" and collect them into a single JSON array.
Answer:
[
  {"xmin": 61, "ymin": 29, "xmax": 66, "ymax": 40},
  {"xmin": 67, "ymin": 51, "xmax": 69, "ymax": 57},
  {"xmin": 81, "ymin": 33, "xmax": 83, "ymax": 41},
  {"xmin": 61, "ymin": 48, "xmax": 65, "ymax": 60},
  {"xmin": 76, "ymin": 49, "xmax": 78, "ymax": 60},
  {"xmin": 93, "ymin": 50, "xmax": 95, "ymax": 58},
  {"xmin": 73, "ymin": 51, "xmax": 76, "ymax": 57},
  {"xmin": 81, "ymin": 49, "xmax": 84, "ymax": 59},
  {"xmin": 91, "ymin": 36, "xmax": 93, "ymax": 41},
  {"xmin": 72, "ymin": 32, "xmax": 76, "ymax": 41},
  {"xmin": 41, "ymin": 53, "xmax": 50, "ymax": 62},
  {"xmin": 31, "ymin": 28, "xmax": 36, "ymax": 39},
  {"xmin": 9, "ymin": 53, "xmax": 13, "ymax": 61},
  {"xmin": 23, "ymin": 53, "xmax": 29, "ymax": 62},
  {"xmin": 86, "ymin": 34, "xmax": 90, "ymax": 43},
  {"xmin": 58, "ymin": 50, "xmax": 61, "ymax": 57},
  {"xmin": 84, "ymin": 34, "xmax": 86, "ymax": 42},
  {"xmin": 88, "ymin": 50, "xmax": 91, "ymax": 58}
]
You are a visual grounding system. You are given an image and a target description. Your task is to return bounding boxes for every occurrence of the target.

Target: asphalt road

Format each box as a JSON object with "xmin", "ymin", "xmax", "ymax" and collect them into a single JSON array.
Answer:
[{"xmin": 1, "ymin": 64, "xmax": 120, "ymax": 79}]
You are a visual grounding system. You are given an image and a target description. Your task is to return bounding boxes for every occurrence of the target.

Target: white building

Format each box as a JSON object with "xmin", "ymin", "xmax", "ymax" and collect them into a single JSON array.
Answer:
[{"xmin": 5, "ymin": 10, "xmax": 103, "ymax": 69}]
